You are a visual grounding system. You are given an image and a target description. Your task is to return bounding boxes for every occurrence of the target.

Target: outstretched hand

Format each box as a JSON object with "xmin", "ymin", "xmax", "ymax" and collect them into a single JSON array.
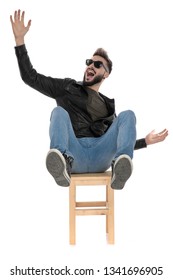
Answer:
[
  {"xmin": 145, "ymin": 129, "xmax": 168, "ymax": 145},
  {"xmin": 10, "ymin": 10, "xmax": 31, "ymax": 46}
]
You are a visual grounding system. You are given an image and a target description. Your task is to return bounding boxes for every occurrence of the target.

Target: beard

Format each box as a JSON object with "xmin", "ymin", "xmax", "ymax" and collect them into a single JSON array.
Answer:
[{"xmin": 83, "ymin": 74, "xmax": 104, "ymax": 87}]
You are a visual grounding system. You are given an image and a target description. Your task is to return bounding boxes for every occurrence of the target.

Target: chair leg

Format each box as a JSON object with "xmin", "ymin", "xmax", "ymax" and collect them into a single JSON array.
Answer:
[
  {"xmin": 69, "ymin": 182, "xmax": 76, "ymax": 245},
  {"xmin": 106, "ymin": 185, "xmax": 108, "ymax": 234},
  {"xmin": 107, "ymin": 184, "xmax": 114, "ymax": 244}
]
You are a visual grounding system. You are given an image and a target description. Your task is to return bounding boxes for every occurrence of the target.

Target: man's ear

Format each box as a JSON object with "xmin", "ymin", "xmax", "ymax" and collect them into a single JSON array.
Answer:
[{"xmin": 103, "ymin": 72, "xmax": 109, "ymax": 79}]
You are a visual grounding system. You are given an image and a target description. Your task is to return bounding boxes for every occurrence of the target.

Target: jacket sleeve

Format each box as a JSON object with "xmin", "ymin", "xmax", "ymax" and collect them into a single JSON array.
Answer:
[
  {"xmin": 15, "ymin": 44, "xmax": 65, "ymax": 99},
  {"xmin": 134, "ymin": 138, "xmax": 147, "ymax": 150}
]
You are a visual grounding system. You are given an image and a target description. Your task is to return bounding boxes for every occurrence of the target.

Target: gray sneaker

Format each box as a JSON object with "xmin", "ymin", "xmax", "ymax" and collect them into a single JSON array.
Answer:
[
  {"xmin": 46, "ymin": 149, "xmax": 73, "ymax": 187},
  {"xmin": 111, "ymin": 154, "xmax": 133, "ymax": 190}
]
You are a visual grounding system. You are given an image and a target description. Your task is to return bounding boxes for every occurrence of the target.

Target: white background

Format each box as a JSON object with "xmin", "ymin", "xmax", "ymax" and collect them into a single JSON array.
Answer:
[{"xmin": 0, "ymin": 0, "xmax": 172, "ymax": 279}]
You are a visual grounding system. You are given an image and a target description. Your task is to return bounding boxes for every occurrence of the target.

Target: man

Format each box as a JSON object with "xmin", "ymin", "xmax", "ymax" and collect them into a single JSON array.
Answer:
[{"xmin": 10, "ymin": 10, "xmax": 168, "ymax": 189}]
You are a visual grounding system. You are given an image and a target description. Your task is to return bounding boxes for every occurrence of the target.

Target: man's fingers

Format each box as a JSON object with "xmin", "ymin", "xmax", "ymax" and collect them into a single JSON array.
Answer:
[
  {"xmin": 12, "ymin": 9, "xmax": 23, "ymax": 22},
  {"xmin": 17, "ymin": 9, "xmax": 21, "ymax": 20},
  {"xmin": 14, "ymin": 10, "xmax": 18, "ymax": 21},
  {"xmin": 27, "ymin": 20, "xmax": 32, "ymax": 29},
  {"xmin": 10, "ymin": 15, "xmax": 13, "ymax": 24},
  {"xmin": 21, "ymin": 11, "xmax": 25, "ymax": 22},
  {"xmin": 158, "ymin": 129, "xmax": 168, "ymax": 136}
]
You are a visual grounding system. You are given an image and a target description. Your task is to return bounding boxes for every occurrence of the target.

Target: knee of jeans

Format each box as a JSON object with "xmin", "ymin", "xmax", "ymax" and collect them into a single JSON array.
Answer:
[
  {"xmin": 51, "ymin": 106, "xmax": 69, "ymax": 120},
  {"xmin": 119, "ymin": 110, "xmax": 136, "ymax": 122}
]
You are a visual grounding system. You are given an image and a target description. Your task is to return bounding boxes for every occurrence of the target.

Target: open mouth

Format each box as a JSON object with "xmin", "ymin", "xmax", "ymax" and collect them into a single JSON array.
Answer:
[{"xmin": 86, "ymin": 69, "xmax": 95, "ymax": 81}]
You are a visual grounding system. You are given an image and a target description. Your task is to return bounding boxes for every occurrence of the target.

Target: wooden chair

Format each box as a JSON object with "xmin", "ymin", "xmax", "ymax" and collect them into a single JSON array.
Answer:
[{"xmin": 69, "ymin": 171, "xmax": 114, "ymax": 245}]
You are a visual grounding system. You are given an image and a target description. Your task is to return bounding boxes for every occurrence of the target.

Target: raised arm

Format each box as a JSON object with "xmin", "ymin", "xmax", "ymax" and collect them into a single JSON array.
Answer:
[
  {"xmin": 10, "ymin": 10, "xmax": 64, "ymax": 99},
  {"xmin": 10, "ymin": 10, "xmax": 31, "ymax": 46}
]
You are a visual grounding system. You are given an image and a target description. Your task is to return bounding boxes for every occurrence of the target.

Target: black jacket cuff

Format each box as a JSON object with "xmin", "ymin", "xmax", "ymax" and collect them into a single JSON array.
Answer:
[{"xmin": 134, "ymin": 138, "xmax": 147, "ymax": 150}]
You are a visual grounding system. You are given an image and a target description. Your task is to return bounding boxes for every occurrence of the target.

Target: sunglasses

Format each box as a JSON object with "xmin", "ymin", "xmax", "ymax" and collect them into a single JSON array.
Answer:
[{"xmin": 86, "ymin": 59, "xmax": 108, "ymax": 72}]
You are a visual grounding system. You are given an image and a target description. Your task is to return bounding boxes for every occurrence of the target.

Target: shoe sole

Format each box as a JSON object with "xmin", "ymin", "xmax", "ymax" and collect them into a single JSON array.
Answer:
[
  {"xmin": 46, "ymin": 149, "xmax": 70, "ymax": 187},
  {"xmin": 111, "ymin": 155, "xmax": 132, "ymax": 190}
]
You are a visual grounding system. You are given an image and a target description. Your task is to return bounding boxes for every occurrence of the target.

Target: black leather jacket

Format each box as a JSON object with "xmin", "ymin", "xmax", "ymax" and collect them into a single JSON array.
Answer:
[{"xmin": 15, "ymin": 44, "xmax": 146, "ymax": 149}]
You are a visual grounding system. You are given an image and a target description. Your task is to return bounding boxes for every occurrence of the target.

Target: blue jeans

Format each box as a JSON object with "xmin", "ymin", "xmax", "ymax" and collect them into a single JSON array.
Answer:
[{"xmin": 49, "ymin": 107, "xmax": 136, "ymax": 173}]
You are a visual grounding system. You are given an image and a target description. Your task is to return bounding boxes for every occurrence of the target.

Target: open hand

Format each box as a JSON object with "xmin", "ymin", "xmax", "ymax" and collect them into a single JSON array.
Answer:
[
  {"xmin": 145, "ymin": 129, "xmax": 168, "ymax": 145},
  {"xmin": 10, "ymin": 10, "xmax": 31, "ymax": 46}
]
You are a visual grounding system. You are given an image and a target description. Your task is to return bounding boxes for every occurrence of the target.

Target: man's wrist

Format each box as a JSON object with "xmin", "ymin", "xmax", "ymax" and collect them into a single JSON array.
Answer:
[{"xmin": 15, "ymin": 37, "xmax": 25, "ymax": 46}]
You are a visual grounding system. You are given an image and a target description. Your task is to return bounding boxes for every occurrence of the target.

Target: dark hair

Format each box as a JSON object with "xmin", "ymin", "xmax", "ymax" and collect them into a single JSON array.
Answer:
[{"xmin": 93, "ymin": 48, "xmax": 112, "ymax": 74}]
